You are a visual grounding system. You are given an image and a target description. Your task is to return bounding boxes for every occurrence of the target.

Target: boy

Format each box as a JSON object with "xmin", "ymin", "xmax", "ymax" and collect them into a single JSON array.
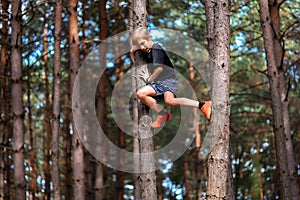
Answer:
[{"xmin": 131, "ymin": 27, "xmax": 211, "ymax": 128}]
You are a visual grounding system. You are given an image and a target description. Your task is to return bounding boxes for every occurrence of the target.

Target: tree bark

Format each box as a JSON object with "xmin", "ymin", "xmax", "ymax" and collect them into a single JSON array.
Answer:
[
  {"xmin": 94, "ymin": 0, "xmax": 109, "ymax": 199},
  {"xmin": 52, "ymin": 0, "xmax": 63, "ymax": 199},
  {"xmin": 27, "ymin": 74, "xmax": 37, "ymax": 200},
  {"xmin": 129, "ymin": 0, "xmax": 142, "ymax": 198},
  {"xmin": 42, "ymin": 2, "xmax": 52, "ymax": 199},
  {"xmin": 204, "ymin": 0, "xmax": 233, "ymax": 199},
  {"xmin": 115, "ymin": 53, "xmax": 125, "ymax": 200},
  {"xmin": 132, "ymin": 0, "xmax": 157, "ymax": 199},
  {"xmin": 11, "ymin": 0, "xmax": 25, "ymax": 199},
  {"xmin": 184, "ymin": 156, "xmax": 191, "ymax": 200},
  {"xmin": 0, "ymin": 0, "xmax": 9, "ymax": 198},
  {"xmin": 63, "ymin": 94, "xmax": 73, "ymax": 200},
  {"xmin": 258, "ymin": 0, "xmax": 299, "ymax": 199},
  {"xmin": 268, "ymin": 0, "xmax": 299, "ymax": 198},
  {"xmin": 69, "ymin": 0, "xmax": 85, "ymax": 199}
]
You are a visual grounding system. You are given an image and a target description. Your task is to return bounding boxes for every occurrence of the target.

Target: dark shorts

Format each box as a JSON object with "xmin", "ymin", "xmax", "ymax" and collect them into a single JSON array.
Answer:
[{"xmin": 149, "ymin": 78, "xmax": 178, "ymax": 97}]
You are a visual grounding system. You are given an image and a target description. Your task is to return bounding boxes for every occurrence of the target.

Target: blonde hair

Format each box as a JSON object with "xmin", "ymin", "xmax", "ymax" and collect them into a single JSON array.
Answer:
[
  {"xmin": 130, "ymin": 27, "xmax": 151, "ymax": 63},
  {"xmin": 131, "ymin": 27, "xmax": 151, "ymax": 47}
]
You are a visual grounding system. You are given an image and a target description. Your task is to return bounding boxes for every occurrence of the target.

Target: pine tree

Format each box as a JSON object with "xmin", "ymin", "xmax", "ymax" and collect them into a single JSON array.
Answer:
[
  {"xmin": 204, "ymin": 0, "xmax": 233, "ymax": 199},
  {"xmin": 11, "ymin": 0, "xmax": 25, "ymax": 199}
]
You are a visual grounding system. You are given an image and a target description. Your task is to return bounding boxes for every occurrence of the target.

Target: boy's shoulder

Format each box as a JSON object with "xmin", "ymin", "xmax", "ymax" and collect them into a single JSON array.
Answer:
[{"xmin": 152, "ymin": 43, "xmax": 164, "ymax": 50}]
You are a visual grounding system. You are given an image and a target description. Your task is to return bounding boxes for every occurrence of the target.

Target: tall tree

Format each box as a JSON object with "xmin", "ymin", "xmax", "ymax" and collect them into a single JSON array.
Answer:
[
  {"xmin": 11, "ymin": 0, "xmax": 25, "ymax": 199},
  {"xmin": 204, "ymin": 0, "xmax": 233, "ymax": 199},
  {"xmin": 94, "ymin": 0, "xmax": 109, "ymax": 199},
  {"xmin": 258, "ymin": 0, "xmax": 299, "ymax": 199},
  {"xmin": 0, "ymin": 0, "xmax": 9, "ymax": 198},
  {"xmin": 27, "ymin": 73, "xmax": 36, "ymax": 199},
  {"xmin": 43, "ymin": 2, "xmax": 52, "ymax": 199},
  {"xmin": 268, "ymin": 0, "xmax": 299, "ymax": 198},
  {"xmin": 68, "ymin": 0, "xmax": 85, "ymax": 199},
  {"xmin": 129, "ymin": 0, "xmax": 141, "ymax": 197},
  {"xmin": 133, "ymin": 0, "xmax": 158, "ymax": 199},
  {"xmin": 52, "ymin": 0, "xmax": 63, "ymax": 199}
]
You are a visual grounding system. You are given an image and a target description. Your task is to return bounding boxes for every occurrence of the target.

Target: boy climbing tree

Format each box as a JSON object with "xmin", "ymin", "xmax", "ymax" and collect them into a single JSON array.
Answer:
[{"xmin": 131, "ymin": 27, "xmax": 211, "ymax": 128}]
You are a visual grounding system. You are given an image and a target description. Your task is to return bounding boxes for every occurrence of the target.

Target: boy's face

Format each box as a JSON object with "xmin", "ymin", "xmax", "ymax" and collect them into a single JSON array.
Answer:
[{"xmin": 137, "ymin": 38, "xmax": 153, "ymax": 53}]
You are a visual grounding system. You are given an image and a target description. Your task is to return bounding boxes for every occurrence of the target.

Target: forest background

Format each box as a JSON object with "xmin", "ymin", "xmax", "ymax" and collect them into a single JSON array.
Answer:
[{"xmin": 0, "ymin": 0, "xmax": 299, "ymax": 199}]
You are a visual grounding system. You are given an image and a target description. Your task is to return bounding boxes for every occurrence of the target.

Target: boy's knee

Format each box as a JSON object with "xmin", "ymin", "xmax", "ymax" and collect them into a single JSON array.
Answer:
[
  {"xmin": 136, "ymin": 90, "xmax": 146, "ymax": 99},
  {"xmin": 165, "ymin": 98, "xmax": 176, "ymax": 106}
]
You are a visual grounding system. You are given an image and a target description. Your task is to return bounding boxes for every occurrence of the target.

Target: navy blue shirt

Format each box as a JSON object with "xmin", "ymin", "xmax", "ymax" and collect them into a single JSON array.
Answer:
[{"xmin": 146, "ymin": 43, "xmax": 178, "ymax": 82}]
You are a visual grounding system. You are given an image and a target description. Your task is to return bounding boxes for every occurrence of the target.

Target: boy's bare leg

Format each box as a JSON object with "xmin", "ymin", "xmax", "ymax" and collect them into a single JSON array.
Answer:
[
  {"xmin": 164, "ymin": 91, "xmax": 211, "ymax": 121},
  {"xmin": 164, "ymin": 92, "xmax": 198, "ymax": 107},
  {"xmin": 136, "ymin": 86, "xmax": 171, "ymax": 128},
  {"xmin": 136, "ymin": 85, "xmax": 163, "ymax": 112}
]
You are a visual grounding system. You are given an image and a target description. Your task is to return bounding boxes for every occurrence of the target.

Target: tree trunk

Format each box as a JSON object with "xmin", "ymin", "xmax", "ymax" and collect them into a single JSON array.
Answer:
[
  {"xmin": 184, "ymin": 156, "xmax": 191, "ymax": 200},
  {"xmin": 258, "ymin": 0, "xmax": 298, "ymax": 199},
  {"xmin": 114, "ymin": 32, "xmax": 125, "ymax": 200},
  {"xmin": 94, "ymin": 0, "xmax": 109, "ymax": 199},
  {"xmin": 52, "ymin": 0, "xmax": 63, "ymax": 199},
  {"xmin": 41, "ymin": 2, "xmax": 52, "ymax": 199},
  {"xmin": 204, "ymin": 0, "xmax": 233, "ymax": 199},
  {"xmin": 0, "ymin": 0, "xmax": 9, "ymax": 198},
  {"xmin": 11, "ymin": 0, "xmax": 25, "ymax": 199},
  {"xmin": 129, "ymin": 0, "xmax": 141, "ymax": 198},
  {"xmin": 268, "ymin": 0, "xmax": 299, "ymax": 198},
  {"xmin": 63, "ymin": 93, "xmax": 73, "ymax": 200},
  {"xmin": 69, "ymin": 0, "xmax": 85, "ymax": 199},
  {"xmin": 27, "ymin": 74, "xmax": 37, "ymax": 200},
  {"xmin": 133, "ymin": 0, "xmax": 157, "ymax": 199}
]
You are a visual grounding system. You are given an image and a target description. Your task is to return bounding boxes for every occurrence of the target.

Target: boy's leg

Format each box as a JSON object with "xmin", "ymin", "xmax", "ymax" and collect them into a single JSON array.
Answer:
[
  {"xmin": 136, "ymin": 85, "xmax": 162, "ymax": 112},
  {"xmin": 164, "ymin": 91, "xmax": 211, "ymax": 121},
  {"xmin": 136, "ymin": 85, "xmax": 169, "ymax": 128}
]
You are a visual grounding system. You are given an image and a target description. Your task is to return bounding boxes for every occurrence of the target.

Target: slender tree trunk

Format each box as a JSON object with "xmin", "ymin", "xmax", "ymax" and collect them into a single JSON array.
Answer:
[
  {"xmin": 184, "ymin": 156, "xmax": 191, "ymax": 200},
  {"xmin": 258, "ymin": 0, "xmax": 298, "ymax": 199},
  {"xmin": 27, "ymin": 74, "xmax": 36, "ymax": 200},
  {"xmin": 133, "ymin": 0, "xmax": 157, "ymax": 199},
  {"xmin": 52, "ymin": 0, "xmax": 63, "ymax": 199},
  {"xmin": 128, "ymin": 0, "xmax": 142, "ymax": 198},
  {"xmin": 0, "ymin": 0, "xmax": 9, "ymax": 198},
  {"xmin": 114, "ymin": 33, "xmax": 125, "ymax": 200},
  {"xmin": 80, "ymin": 2, "xmax": 95, "ymax": 199},
  {"xmin": 42, "ymin": 3, "xmax": 52, "ymax": 199},
  {"xmin": 11, "ymin": 0, "xmax": 25, "ymax": 199},
  {"xmin": 94, "ymin": 0, "xmax": 109, "ymax": 199},
  {"xmin": 268, "ymin": 0, "xmax": 299, "ymax": 198},
  {"xmin": 69, "ymin": 0, "xmax": 85, "ymax": 199},
  {"xmin": 204, "ymin": 0, "xmax": 233, "ymax": 199},
  {"xmin": 63, "ymin": 93, "xmax": 73, "ymax": 199}
]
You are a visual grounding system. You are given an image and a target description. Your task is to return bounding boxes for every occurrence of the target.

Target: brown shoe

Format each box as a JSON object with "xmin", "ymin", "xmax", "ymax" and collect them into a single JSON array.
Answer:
[
  {"xmin": 200, "ymin": 101, "xmax": 211, "ymax": 121},
  {"xmin": 150, "ymin": 111, "xmax": 171, "ymax": 128}
]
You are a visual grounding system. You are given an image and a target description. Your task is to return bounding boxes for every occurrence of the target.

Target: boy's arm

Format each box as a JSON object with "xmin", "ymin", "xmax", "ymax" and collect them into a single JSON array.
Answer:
[{"xmin": 147, "ymin": 66, "xmax": 163, "ymax": 83}]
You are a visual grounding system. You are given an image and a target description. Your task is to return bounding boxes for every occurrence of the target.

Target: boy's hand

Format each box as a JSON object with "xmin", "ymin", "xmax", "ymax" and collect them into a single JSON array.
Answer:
[{"xmin": 139, "ymin": 68, "xmax": 151, "ymax": 83}]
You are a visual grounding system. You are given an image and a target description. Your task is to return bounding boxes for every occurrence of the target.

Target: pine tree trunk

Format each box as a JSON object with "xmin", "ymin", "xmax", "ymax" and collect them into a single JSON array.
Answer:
[
  {"xmin": 41, "ymin": 3, "xmax": 52, "ymax": 199},
  {"xmin": 204, "ymin": 0, "xmax": 233, "ymax": 199},
  {"xmin": 184, "ymin": 156, "xmax": 191, "ymax": 200},
  {"xmin": 63, "ymin": 94, "xmax": 73, "ymax": 199},
  {"xmin": 27, "ymin": 75, "xmax": 37, "ymax": 200},
  {"xmin": 0, "ymin": 0, "xmax": 9, "ymax": 198},
  {"xmin": 132, "ymin": 0, "xmax": 157, "ymax": 199},
  {"xmin": 52, "ymin": 0, "xmax": 63, "ymax": 199},
  {"xmin": 258, "ymin": 0, "xmax": 299, "ymax": 199},
  {"xmin": 94, "ymin": 1, "xmax": 109, "ymax": 199},
  {"xmin": 11, "ymin": 0, "xmax": 25, "ymax": 199},
  {"xmin": 114, "ymin": 34, "xmax": 125, "ymax": 200},
  {"xmin": 69, "ymin": 0, "xmax": 85, "ymax": 199},
  {"xmin": 129, "ymin": 0, "xmax": 141, "ymax": 198},
  {"xmin": 41, "ymin": 3, "xmax": 52, "ymax": 200},
  {"xmin": 268, "ymin": 1, "xmax": 299, "ymax": 198}
]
